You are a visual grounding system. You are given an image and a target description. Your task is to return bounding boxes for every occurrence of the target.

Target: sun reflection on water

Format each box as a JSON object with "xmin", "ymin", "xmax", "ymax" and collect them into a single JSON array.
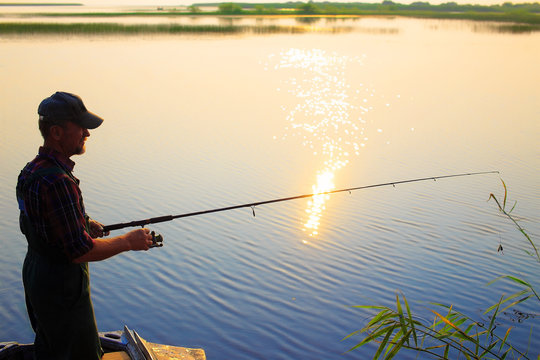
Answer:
[
  {"xmin": 303, "ymin": 170, "xmax": 335, "ymax": 237},
  {"xmin": 266, "ymin": 48, "xmax": 387, "ymax": 240}
]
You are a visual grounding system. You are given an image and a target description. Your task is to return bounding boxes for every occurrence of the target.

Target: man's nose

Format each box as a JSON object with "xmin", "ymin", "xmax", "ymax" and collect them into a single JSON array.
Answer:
[{"xmin": 83, "ymin": 128, "xmax": 90, "ymax": 137}]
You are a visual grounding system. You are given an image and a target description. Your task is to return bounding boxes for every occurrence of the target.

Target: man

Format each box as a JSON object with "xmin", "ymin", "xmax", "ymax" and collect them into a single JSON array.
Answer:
[{"xmin": 16, "ymin": 91, "xmax": 154, "ymax": 360}]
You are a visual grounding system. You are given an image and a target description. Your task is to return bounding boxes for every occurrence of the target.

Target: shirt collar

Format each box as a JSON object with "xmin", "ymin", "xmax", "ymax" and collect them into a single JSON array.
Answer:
[{"xmin": 38, "ymin": 146, "xmax": 76, "ymax": 172}]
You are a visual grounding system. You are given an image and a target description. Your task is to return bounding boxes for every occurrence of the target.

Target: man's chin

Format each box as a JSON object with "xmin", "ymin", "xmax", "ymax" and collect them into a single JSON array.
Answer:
[{"xmin": 75, "ymin": 145, "xmax": 86, "ymax": 155}]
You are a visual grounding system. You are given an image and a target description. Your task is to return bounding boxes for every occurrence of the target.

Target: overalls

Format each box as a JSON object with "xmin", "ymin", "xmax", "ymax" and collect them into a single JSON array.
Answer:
[{"xmin": 17, "ymin": 165, "xmax": 103, "ymax": 360}]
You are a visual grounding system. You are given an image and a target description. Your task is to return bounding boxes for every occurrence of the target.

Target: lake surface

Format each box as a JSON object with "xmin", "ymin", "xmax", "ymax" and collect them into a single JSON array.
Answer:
[{"xmin": 1, "ymin": 13, "xmax": 539, "ymax": 359}]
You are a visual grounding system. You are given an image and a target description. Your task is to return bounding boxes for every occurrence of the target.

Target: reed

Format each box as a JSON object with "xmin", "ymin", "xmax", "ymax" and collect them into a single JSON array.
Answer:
[
  {"xmin": 0, "ymin": 22, "xmax": 335, "ymax": 34},
  {"xmin": 345, "ymin": 294, "xmax": 533, "ymax": 359},
  {"xmin": 1, "ymin": 20, "xmax": 535, "ymax": 36},
  {"xmin": 347, "ymin": 180, "xmax": 538, "ymax": 359}
]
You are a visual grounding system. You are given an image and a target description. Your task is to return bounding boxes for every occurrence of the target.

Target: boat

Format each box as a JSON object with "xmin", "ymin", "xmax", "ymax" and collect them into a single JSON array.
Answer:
[{"xmin": 0, "ymin": 325, "xmax": 206, "ymax": 360}]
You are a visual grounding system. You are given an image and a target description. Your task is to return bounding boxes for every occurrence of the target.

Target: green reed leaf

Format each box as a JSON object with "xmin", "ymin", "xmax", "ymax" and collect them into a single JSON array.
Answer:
[
  {"xmin": 431, "ymin": 310, "xmax": 478, "ymax": 345},
  {"xmin": 368, "ymin": 309, "xmax": 393, "ymax": 327},
  {"xmin": 348, "ymin": 324, "xmax": 398, "ymax": 351},
  {"xmin": 395, "ymin": 294, "xmax": 409, "ymax": 346},
  {"xmin": 385, "ymin": 329, "xmax": 412, "ymax": 360},
  {"xmin": 479, "ymin": 339, "xmax": 499, "ymax": 358},
  {"xmin": 384, "ymin": 328, "xmax": 403, "ymax": 358},
  {"xmin": 502, "ymin": 179, "xmax": 508, "ymax": 210},
  {"xmin": 500, "ymin": 294, "xmax": 533, "ymax": 313},
  {"xmin": 443, "ymin": 344, "xmax": 449, "ymax": 359},
  {"xmin": 500, "ymin": 347, "xmax": 511, "ymax": 360},
  {"xmin": 374, "ymin": 324, "xmax": 398, "ymax": 360},
  {"xmin": 500, "ymin": 326, "xmax": 513, "ymax": 352},
  {"xmin": 402, "ymin": 295, "xmax": 418, "ymax": 347},
  {"xmin": 509, "ymin": 200, "xmax": 517, "ymax": 213},
  {"xmin": 487, "ymin": 296, "xmax": 503, "ymax": 342},
  {"xmin": 505, "ymin": 275, "xmax": 532, "ymax": 287},
  {"xmin": 484, "ymin": 289, "xmax": 529, "ymax": 314}
]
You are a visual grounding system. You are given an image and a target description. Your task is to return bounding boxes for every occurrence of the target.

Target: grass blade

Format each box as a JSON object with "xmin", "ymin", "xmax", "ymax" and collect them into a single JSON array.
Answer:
[
  {"xmin": 502, "ymin": 178, "xmax": 508, "ymax": 209},
  {"xmin": 484, "ymin": 289, "xmax": 529, "ymax": 314},
  {"xmin": 385, "ymin": 329, "xmax": 412, "ymax": 360},
  {"xmin": 443, "ymin": 344, "xmax": 449, "ymax": 359},
  {"xmin": 479, "ymin": 339, "xmax": 499, "ymax": 358},
  {"xmin": 403, "ymin": 295, "xmax": 418, "ymax": 347},
  {"xmin": 348, "ymin": 324, "xmax": 398, "ymax": 351},
  {"xmin": 500, "ymin": 294, "xmax": 533, "ymax": 313},
  {"xmin": 395, "ymin": 294, "xmax": 410, "ymax": 346},
  {"xmin": 431, "ymin": 310, "xmax": 478, "ymax": 344},
  {"xmin": 499, "ymin": 327, "xmax": 513, "ymax": 352},
  {"xmin": 487, "ymin": 296, "xmax": 503, "ymax": 342},
  {"xmin": 504, "ymin": 275, "xmax": 532, "ymax": 287},
  {"xmin": 374, "ymin": 324, "xmax": 398, "ymax": 360}
]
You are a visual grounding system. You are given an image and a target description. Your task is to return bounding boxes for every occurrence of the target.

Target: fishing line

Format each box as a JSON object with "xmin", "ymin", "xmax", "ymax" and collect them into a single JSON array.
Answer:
[{"xmin": 103, "ymin": 170, "xmax": 499, "ymax": 233}]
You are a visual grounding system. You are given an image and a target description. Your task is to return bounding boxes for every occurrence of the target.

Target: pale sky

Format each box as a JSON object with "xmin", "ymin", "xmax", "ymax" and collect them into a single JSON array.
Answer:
[{"xmin": 2, "ymin": 0, "xmax": 512, "ymax": 7}]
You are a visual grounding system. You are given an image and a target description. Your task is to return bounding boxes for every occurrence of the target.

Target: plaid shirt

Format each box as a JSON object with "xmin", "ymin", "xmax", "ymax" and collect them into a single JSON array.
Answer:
[{"xmin": 17, "ymin": 146, "xmax": 94, "ymax": 261}]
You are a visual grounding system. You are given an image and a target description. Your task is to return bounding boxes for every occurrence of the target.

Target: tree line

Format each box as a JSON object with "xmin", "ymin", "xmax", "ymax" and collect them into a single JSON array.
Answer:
[{"xmin": 191, "ymin": 1, "xmax": 540, "ymax": 15}]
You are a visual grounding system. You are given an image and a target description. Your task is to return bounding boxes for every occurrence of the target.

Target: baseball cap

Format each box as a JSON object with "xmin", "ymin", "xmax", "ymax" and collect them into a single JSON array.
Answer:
[{"xmin": 38, "ymin": 91, "xmax": 104, "ymax": 129}]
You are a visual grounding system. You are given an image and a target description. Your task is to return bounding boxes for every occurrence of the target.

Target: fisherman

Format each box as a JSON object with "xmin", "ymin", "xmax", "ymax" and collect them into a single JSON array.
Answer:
[{"xmin": 16, "ymin": 91, "xmax": 154, "ymax": 360}]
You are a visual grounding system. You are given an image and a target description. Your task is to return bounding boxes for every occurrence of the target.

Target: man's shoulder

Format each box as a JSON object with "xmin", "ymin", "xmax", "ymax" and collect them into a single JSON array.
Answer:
[{"xmin": 19, "ymin": 157, "xmax": 71, "ymax": 188}]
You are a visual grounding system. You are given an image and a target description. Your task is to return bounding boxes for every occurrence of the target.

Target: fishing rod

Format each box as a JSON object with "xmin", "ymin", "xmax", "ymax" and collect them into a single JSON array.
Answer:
[{"xmin": 103, "ymin": 171, "xmax": 499, "ymax": 246}]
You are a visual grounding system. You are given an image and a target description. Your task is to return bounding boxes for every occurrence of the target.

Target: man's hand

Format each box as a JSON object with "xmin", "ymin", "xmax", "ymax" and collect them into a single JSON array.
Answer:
[
  {"xmin": 124, "ymin": 228, "xmax": 153, "ymax": 251},
  {"xmin": 88, "ymin": 219, "xmax": 110, "ymax": 238},
  {"xmin": 73, "ymin": 227, "xmax": 153, "ymax": 263}
]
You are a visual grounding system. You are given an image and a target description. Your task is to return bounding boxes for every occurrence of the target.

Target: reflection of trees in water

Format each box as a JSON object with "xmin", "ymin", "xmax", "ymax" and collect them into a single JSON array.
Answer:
[
  {"xmin": 291, "ymin": 16, "xmax": 399, "ymax": 34},
  {"xmin": 429, "ymin": 19, "xmax": 539, "ymax": 34},
  {"xmin": 295, "ymin": 17, "xmax": 322, "ymax": 25},
  {"xmin": 218, "ymin": 17, "xmax": 242, "ymax": 26},
  {"xmin": 355, "ymin": 27, "xmax": 399, "ymax": 34},
  {"xmin": 326, "ymin": 17, "xmax": 361, "ymax": 24},
  {"xmin": 476, "ymin": 23, "xmax": 539, "ymax": 34}
]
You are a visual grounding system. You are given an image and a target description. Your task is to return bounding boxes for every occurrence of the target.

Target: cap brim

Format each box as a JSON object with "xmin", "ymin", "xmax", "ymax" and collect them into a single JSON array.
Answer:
[{"xmin": 79, "ymin": 111, "xmax": 104, "ymax": 129}]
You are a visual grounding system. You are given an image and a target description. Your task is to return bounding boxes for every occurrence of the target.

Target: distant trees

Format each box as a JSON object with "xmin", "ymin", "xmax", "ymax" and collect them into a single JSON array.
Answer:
[
  {"xmin": 187, "ymin": 5, "xmax": 201, "ymax": 13},
  {"xmin": 218, "ymin": 3, "xmax": 243, "ymax": 14},
  {"xmin": 194, "ymin": 0, "xmax": 540, "ymax": 22},
  {"xmin": 296, "ymin": 1, "xmax": 321, "ymax": 14},
  {"xmin": 254, "ymin": 4, "xmax": 279, "ymax": 14},
  {"xmin": 409, "ymin": 1, "xmax": 432, "ymax": 10},
  {"xmin": 380, "ymin": 0, "xmax": 397, "ymax": 11},
  {"xmin": 254, "ymin": 4, "xmax": 267, "ymax": 13}
]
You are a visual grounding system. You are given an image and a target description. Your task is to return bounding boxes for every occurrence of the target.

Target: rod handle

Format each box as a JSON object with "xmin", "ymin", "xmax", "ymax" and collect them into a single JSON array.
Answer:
[{"xmin": 102, "ymin": 215, "xmax": 174, "ymax": 232}]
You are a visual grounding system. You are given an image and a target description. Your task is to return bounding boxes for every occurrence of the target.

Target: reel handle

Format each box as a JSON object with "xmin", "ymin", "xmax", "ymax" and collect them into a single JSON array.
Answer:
[{"xmin": 150, "ymin": 231, "xmax": 164, "ymax": 248}]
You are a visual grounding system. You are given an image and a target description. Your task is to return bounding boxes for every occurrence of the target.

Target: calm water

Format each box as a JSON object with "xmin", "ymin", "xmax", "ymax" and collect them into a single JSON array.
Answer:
[{"xmin": 1, "ymin": 14, "xmax": 539, "ymax": 359}]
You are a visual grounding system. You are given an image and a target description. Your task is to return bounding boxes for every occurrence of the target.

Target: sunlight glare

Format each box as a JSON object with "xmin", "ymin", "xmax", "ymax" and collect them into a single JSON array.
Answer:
[{"xmin": 266, "ymin": 48, "xmax": 392, "ymax": 239}]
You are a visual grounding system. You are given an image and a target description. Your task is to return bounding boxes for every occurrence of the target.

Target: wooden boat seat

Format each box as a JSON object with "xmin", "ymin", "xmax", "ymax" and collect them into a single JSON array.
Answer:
[{"xmin": 102, "ymin": 351, "xmax": 131, "ymax": 360}]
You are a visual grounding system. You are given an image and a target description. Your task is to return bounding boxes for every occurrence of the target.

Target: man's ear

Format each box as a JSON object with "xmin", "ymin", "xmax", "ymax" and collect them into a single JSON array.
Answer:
[{"xmin": 49, "ymin": 125, "xmax": 64, "ymax": 141}]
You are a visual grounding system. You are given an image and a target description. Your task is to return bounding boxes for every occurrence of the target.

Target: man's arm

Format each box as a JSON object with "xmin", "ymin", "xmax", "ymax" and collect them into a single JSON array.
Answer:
[{"xmin": 73, "ymin": 228, "xmax": 152, "ymax": 263}]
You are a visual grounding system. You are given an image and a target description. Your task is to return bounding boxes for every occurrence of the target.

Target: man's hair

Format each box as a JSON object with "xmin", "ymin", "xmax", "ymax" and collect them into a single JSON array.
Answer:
[{"xmin": 38, "ymin": 116, "xmax": 68, "ymax": 139}]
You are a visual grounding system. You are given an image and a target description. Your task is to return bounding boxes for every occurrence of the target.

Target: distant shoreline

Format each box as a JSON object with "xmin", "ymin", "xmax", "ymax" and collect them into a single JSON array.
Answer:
[
  {"xmin": 0, "ymin": 3, "xmax": 82, "ymax": 5},
  {"xmin": 0, "ymin": 1, "xmax": 538, "ymax": 31}
]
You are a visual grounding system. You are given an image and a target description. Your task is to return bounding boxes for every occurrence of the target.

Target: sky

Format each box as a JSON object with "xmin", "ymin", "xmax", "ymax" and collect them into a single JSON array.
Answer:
[{"xmin": 1, "ymin": 0, "xmax": 514, "ymax": 7}]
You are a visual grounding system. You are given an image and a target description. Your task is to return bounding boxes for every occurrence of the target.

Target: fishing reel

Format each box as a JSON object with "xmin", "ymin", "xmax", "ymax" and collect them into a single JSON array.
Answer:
[{"xmin": 150, "ymin": 231, "xmax": 164, "ymax": 248}]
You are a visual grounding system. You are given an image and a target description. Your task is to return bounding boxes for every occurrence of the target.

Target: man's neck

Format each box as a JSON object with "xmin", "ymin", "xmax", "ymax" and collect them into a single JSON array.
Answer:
[{"xmin": 43, "ymin": 139, "xmax": 69, "ymax": 159}]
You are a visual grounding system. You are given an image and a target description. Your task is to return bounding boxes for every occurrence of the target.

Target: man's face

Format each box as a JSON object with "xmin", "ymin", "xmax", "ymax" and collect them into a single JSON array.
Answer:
[{"xmin": 58, "ymin": 121, "xmax": 90, "ymax": 156}]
